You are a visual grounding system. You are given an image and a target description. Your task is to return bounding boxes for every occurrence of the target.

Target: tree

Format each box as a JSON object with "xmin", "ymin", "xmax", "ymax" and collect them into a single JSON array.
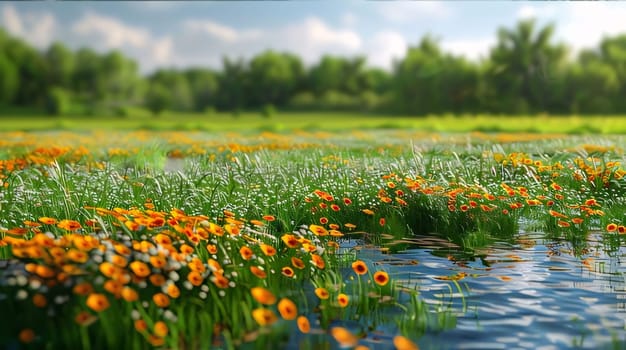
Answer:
[
  {"xmin": 45, "ymin": 42, "xmax": 74, "ymax": 89},
  {"xmin": 392, "ymin": 36, "xmax": 480, "ymax": 115},
  {"xmin": 146, "ymin": 69, "xmax": 192, "ymax": 112},
  {"xmin": 247, "ymin": 50, "xmax": 304, "ymax": 107},
  {"xmin": 216, "ymin": 57, "xmax": 248, "ymax": 111},
  {"xmin": 487, "ymin": 19, "xmax": 567, "ymax": 114},
  {"xmin": 184, "ymin": 68, "xmax": 219, "ymax": 112}
]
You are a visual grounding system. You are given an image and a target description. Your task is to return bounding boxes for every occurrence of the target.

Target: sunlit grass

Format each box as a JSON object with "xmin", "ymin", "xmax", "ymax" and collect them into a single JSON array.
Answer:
[{"xmin": 2, "ymin": 129, "xmax": 626, "ymax": 348}]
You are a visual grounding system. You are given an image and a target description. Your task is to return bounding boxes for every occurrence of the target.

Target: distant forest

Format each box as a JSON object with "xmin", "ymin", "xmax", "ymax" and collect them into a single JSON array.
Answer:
[{"xmin": 1, "ymin": 19, "xmax": 625, "ymax": 116}]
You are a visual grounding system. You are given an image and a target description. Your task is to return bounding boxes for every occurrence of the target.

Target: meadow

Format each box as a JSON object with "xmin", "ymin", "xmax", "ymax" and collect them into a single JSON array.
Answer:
[
  {"xmin": 2, "ymin": 122, "xmax": 626, "ymax": 349},
  {"xmin": 4, "ymin": 112, "xmax": 626, "ymax": 134}
]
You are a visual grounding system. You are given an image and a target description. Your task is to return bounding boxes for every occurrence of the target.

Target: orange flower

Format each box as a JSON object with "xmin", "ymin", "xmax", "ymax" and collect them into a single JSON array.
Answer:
[
  {"xmin": 147, "ymin": 335, "xmax": 165, "ymax": 346},
  {"xmin": 310, "ymin": 254, "xmax": 325, "ymax": 269},
  {"xmin": 297, "ymin": 315, "xmax": 310, "ymax": 333},
  {"xmin": 277, "ymin": 298, "xmax": 297, "ymax": 320},
  {"xmin": 379, "ymin": 218, "xmax": 386, "ymax": 226},
  {"xmin": 206, "ymin": 244, "xmax": 218, "ymax": 255},
  {"xmin": 281, "ymin": 266, "xmax": 295, "ymax": 278},
  {"xmin": 18, "ymin": 328, "xmax": 35, "ymax": 343},
  {"xmin": 337, "ymin": 293, "xmax": 349, "ymax": 307},
  {"xmin": 240, "ymin": 246, "xmax": 254, "ymax": 260},
  {"xmin": 149, "ymin": 255, "xmax": 167, "ymax": 269},
  {"xmin": 362, "ymin": 209, "xmax": 375, "ymax": 216},
  {"xmin": 291, "ymin": 257, "xmax": 305, "ymax": 270},
  {"xmin": 34, "ymin": 265, "xmax": 55, "ymax": 279},
  {"xmin": 86, "ymin": 293, "xmax": 110, "ymax": 312},
  {"xmin": 330, "ymin": 327, "xmax": 358, "ymax": 347},
  {"xmin": 373, "ymin": 271, "xmax": 389, "ymax": 286},
  {"xmin": 110, "ymin": 254, "xmax": 128, "ymax": 268},
  {"xmin": 166, "ymin": 283, "xmax": 180, "ymax": 298},
  {"xmin": 260, "ymin": 244, "xmax": 277, "ymax": 256},
  {"xmin": 152, "ymin": 293, "xmax": 170, "ymax": 308},
  {"xmin": 351, "ymin": 260, "xmax": 368, "ymax": 275},
  {"xmin": 262, "ymin": 215, "xmax": 275, "ymax": 221},
  {"xmin": 250, "ymin": 266, "xmax": 267, "ymax": 279},
  {"xmin": 343, "ymin": 198, "xmax": 352, "ymax": 205},
  {"xmin": 211, "ymin": 273, "xmax": 229, "ymax": 289},
  {"xmin": 154, "ymin": 321, "xmax": 168, "ymax": 337},
  {"xmin": 281, "ymin": 234, "xmax": 300, "ymax": 248},
  {"xmin": 129, "ymin": 261, "xmax": 151, "ymax": 278},
  {"xmin": 314, "ymin": 287, "xmax": 330, "ymax": 300},
  {"xmin": 330, "ymin": 204, "xmax": 340, "ymax": 212},
  {"xmin": 344, "ymin": 223, "xmax": 356, "ymax": 230},
  {"xmin": 121, "ymin": 286, "xmax": 139, "ymax": 302},
  {"xmin": 251, "ymin": 287, "xmax": 276, "ymax": 305},
  {"xmin": 571, "ymin": 217, "xmax": 584, "ymax": 225},
  {"xmin": 134, "ymin": 319, "xmax": 148, "ymax": 333},
  {"xmin": 309, "ymin": 224, "xmax": 328, "ymax": 236},
  {"xmin": 38, "ymin": 217, "xmax": 57, "ymax": 225},
  {"xmin": 32, "ymin": 293, "xmax": 47, "ymax": 308},
  {"xmin": 393, "ymin": 335, "xmax": 420, "ymax": 350},
  {"xmin": 252, "ymin": 308, "xmax": 278, "ymax": 326},
  {"xmin": 75, "ymin": 311, "xmax": 97, "ymax": 326},
  {"xmin": 57, "ymin": 219, "xmax": 82, "ymax": 231},
  {"xmin": 187, "ymin": 271, "xmax": 204, "ymax": 286},
  {"xmin": 73, "ymin": 282, "xmax": 93, "ymax": 296},
  {"xmin": 619, "ymin": 226, "xmax": 626, "ymax": 234},
  {"xmin": 150, "ymin": 274, "xmax": 166, "ymax": 286},
  {"xmin": 607, "ymin": 223, "xmax": 618, "ymax": 232},
  {"xmin": 104, "ymin": 279, "xmax": 123, "ymax": 297}
]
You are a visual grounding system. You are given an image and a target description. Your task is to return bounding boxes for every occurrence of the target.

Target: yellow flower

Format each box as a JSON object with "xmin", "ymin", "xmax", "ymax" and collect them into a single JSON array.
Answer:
[
  {"xmin": 277, "ymin": 298, "xmax": 297, "ymax": 320},
  {"xmin": 152, "ymin": 293, "xmax": 170, "ymax": 308},
  {"xmin": 393, "ymin": 335, "xmax": 420, "ymax": 350},
  {"xmin": 121, "ymin": 286, "xmax": 139, "ymax": 302},
  {"xmin": 86, "ymin": 293, "xmax": 110, "ymax": 312},
  {"xmin": 315, "ymin": 287, "xmax": 330, "ymax": 300},
  {"xmin": 239, "ymin": 246, "xmax": 254, "ymax": 260},
  {"xmin": 297, "ymin": 315, "xmax": 310, "ymax": 333},
  {"xmin": 373, "ymin": 271, "xmax": 389, "ymax": 286},
  {"xmin": 330, "ymin": 327, "xmax": 358, "ymax": 347},
  {"xmin": 260, "ymin": 244, "xmax": 277, "ymax": 256},
  {"xmin": 154, "ymin": 321, "xmax": 169, "ymax": 337},
  {"xmin": 187, "ymin": 271, "xmax": 204, "ymax": 286},
  {"xmin": 337, "ymin": 293, "xmax": 349, "ymax": 307},
  {"xmin": 252, "ymin": 308, "xmax": 278, "ymax": 326},
  {"xmin": 351, "ymin": 260, "xmax": 368, "ymax": 275},
  {"xmin": 250, "ymin": 287, "xmax": 276, "ymax": 305},
  {"xmin": 129, "ymin": 261, "xmax": 151, "ymax": 278}
]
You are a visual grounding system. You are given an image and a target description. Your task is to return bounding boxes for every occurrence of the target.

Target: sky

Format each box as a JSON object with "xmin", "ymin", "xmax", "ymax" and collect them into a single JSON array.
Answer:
[{"xmin": 2, "ymin": 1, "xmax": 626, "ymax": 74}]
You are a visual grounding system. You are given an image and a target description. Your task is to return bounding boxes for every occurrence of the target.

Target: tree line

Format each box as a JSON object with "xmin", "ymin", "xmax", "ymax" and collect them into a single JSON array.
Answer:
[{"xmin": 1, "ymin": 19, "xmax": 625, "ymax": 117}]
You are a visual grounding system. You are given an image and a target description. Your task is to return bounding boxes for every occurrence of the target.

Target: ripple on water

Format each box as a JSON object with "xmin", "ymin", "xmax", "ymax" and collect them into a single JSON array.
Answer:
[{"xmin": 387, "ymin": 232, "xmax": 626, "ymax": 350}]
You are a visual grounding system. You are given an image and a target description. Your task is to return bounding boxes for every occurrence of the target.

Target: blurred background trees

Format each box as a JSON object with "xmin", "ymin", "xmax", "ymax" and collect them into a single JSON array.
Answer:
[{"xmin": 1, "ymin": 19, "xmax": 625, "ymax": 117}]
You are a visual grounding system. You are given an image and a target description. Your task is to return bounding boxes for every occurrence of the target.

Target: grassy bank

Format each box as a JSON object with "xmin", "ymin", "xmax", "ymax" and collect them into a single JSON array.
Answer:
[
  {"xmin": 2, "ymin": 112, "xmax": 626, "ymax": 134},
  {"xmin": 2, "ymin": 130, "xmax": 626, "ymax": 349}
]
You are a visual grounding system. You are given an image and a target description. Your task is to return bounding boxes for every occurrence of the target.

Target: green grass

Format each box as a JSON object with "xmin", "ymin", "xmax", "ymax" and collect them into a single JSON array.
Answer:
[
  {"xmin": 3, "ymin": 129, "xmax": 626, "ymax": 348},
  {"xmin": 3, "ymin": 111, "xmax": 626, "ymax": 134}
]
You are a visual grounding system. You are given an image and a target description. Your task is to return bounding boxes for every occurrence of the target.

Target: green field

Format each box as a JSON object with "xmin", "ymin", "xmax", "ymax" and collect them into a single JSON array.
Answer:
[
  {"xmin": 2, "ymin": 127, "xmax": 626, "ymax": 349},
  {"xmin": 2, "ymin": 112, "xmax": 626, "ymax": 134}
]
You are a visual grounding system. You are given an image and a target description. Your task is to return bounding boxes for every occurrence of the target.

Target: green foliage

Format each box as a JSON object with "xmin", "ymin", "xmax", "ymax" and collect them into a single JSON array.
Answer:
[{"xmin": 2, "ymin": 22, "xmax": 626, "ymax": 116}]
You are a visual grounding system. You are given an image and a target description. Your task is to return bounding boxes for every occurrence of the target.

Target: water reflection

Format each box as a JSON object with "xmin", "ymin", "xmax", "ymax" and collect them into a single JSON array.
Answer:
[{"xmin": 386, "ymin": 230, "xmax": 626, "ymax": 349}]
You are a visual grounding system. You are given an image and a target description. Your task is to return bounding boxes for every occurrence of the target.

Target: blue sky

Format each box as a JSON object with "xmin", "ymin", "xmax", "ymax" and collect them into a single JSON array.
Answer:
[{"xmin": 2, "ymin": 1, "xmax": 626, "ymax": 73}]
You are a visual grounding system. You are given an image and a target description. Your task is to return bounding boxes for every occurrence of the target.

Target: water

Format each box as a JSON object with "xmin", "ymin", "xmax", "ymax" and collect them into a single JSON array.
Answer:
[{"xmin": 384, "ymin": 231, "xmax": 626, "ymax": 350}]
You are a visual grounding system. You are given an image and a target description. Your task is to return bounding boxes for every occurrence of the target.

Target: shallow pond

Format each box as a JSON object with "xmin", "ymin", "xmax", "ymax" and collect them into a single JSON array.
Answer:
[
  {"xmin": 285, "ymin": 230, "xmax": 626, "ymax": 350},
  {"xmin": 388, "ymin": 230, "xmax": 626, "ymax": 350}
]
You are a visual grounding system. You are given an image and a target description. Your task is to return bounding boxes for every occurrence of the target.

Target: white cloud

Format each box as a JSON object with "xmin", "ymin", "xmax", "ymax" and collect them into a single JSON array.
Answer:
[
  {"xmin": 559, "ymin": 3, "xmax": 626, "ymax": 52},
  {"xmin": 341, "ymin": 12, "xmax": 358, "ymax": 27},
  {"xmin": 174, "ymin": 16, "xmax": 363, "ymax": 68},
  {"xmin": 442, "ymin": 37, "xmax": 495, "ymax": 61},
  {"xmin": 378, "ymin": 2, "xmax": 451, "ymax": 23},
  {"xmin": 516, "ymin": 5, "xmax": 537, "ymax": 20},
  {"xmin": 1, "ymin": 5, "xmax": 23, "ymax": 35},
  {"xmin": 365, "ymin": 31, "xmax": 407, "ymax": 69},
  {"xmin": 73, "ymin": 13, "xmax": 150, "ymax": 49},
  {"xmin": 1, "ymin": 4, "xmax": 57, "ymax": 48},
  {"xmin": 183, "ymin": 19, "xmax": 262, "ymax": 43},
  {"xmin": 152, "ymin": 36, "xmax": 173, "ymax": 65}
]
